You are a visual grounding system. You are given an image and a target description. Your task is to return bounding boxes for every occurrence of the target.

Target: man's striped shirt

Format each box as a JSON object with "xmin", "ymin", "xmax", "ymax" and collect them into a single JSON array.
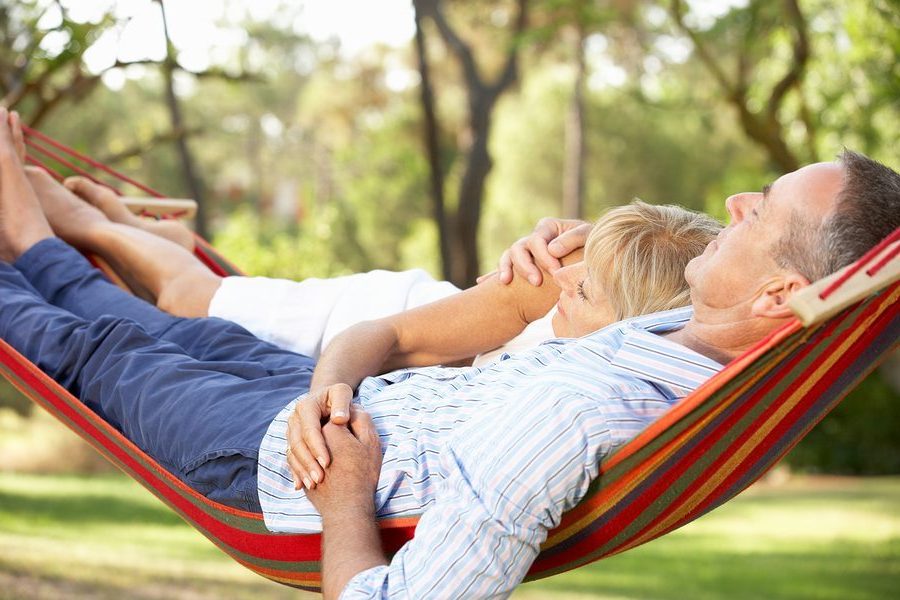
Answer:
[{"xmin": 257, "ymin": 307, "xmax": 721, "ymax": 598}]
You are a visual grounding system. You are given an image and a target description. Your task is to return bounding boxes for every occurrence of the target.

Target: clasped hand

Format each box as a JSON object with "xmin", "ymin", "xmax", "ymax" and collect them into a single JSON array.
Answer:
[{"xmin": 286, "ymin": 383, "xmax": 380, "ymax": 498}]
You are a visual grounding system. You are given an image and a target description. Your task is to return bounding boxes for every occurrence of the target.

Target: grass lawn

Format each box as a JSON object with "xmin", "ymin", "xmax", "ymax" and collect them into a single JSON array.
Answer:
[{"xmin": 0, "ymin": 473, "xmax": 897, "ymax": 599}]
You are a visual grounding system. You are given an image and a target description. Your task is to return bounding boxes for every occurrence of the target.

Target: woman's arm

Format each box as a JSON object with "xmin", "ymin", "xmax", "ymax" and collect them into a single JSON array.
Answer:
[{"xmin": 285, "ymin": 252, "xmax": 582, "ymax": 489}]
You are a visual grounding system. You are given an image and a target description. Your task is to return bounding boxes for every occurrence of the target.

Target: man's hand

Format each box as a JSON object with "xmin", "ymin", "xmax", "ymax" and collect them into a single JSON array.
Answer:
[
  {"xmin": 286, "ymin": 383, "xmax": 353, "ymax": 490},
  {"xmin": 480, "ymin": 218, "xmax": 593, "ymax": 286},
  {"xmin": 306, "ymin": 410, "xmax": 383, "ymax": 517},
  {"xmin": 308, "ymin": 410, "xmax": 386, "ymax": 600}
]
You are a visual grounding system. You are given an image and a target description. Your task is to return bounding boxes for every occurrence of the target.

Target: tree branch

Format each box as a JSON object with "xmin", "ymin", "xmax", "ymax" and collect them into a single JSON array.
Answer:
[
  {"xmin": 100, "ymin": 124, "xmax": 205, "ymax": 165},
  {"xmin": 418, "ymin": 0, "xmax": 484, "ymax": 93},
  {"xmin": 668, "ymin": 0, "xmax": 737, "ymax": 100},
  {"xmin": 489, "ymin": 0, "xmax": 529, "ymax": 98},
  {"xmin": 766, "ymin": 0, "xmax": 809, "ymax": 118}
]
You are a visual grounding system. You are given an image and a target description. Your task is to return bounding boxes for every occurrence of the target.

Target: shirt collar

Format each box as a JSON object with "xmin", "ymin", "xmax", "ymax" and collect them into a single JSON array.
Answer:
[{"xmin": 606, "ymin": 307, "xmax": 723, "ymax": 399}]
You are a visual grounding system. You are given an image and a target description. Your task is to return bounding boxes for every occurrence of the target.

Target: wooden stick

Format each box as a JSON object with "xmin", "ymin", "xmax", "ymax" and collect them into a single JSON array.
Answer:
[{"xmin": 120, "ymin": 197, "xmax": 197, "ymax": 219}]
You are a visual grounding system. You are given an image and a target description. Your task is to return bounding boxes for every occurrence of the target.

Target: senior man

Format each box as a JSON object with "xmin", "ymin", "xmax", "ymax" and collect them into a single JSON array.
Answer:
[{"xmin": 287, "ymin": 151, "xmax": 899, "ymax": 599}]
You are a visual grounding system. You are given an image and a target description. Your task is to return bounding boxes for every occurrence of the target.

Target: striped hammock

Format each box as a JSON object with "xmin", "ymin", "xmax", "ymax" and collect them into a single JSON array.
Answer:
[{"xmin": 2, "ymin": 128, "xmax": 898, "ymax": 591}]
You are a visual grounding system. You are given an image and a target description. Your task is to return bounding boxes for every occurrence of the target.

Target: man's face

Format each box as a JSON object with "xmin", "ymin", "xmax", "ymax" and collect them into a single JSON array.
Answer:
[{"xmin": 685, "ymin": 161, "xmax": 844, "ymax": 311}]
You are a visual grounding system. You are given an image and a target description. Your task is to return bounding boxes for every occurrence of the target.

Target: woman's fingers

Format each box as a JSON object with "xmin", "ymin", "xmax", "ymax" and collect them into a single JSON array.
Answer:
[
  {"xmin": 325, "ymin": 383, "xmax": 353, "ymax": 425},
  {"xmin": 547, "ymin": 222, "xmax": 593, "ymax": 257},
  {"xmin": 285, "ymin": 384, "xmax": 358, "ymax": 489}
]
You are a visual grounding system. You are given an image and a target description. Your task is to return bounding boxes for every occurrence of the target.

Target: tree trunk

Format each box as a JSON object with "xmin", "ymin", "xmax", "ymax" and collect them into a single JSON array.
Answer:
[
  {"xmin": 453, "ymin": 107, "xmax": 493, "ymax": 284},
  {"xmin": 413, "ymin": 1, "xmax": 453, "ymax": 281},
  {"xmin": 417, "ymin": 0, "xmax": 529, "ymax": 287},
  {"xmin": 158, "ymin": 0, "xmax": 208, "ymax": 238},
  {"xmin": 562, "ymin": 23, "xmax": 587, "ymax": 219}
]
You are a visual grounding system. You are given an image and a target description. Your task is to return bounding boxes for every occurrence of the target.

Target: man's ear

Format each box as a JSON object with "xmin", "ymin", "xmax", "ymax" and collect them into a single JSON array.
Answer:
[{"xmin": 751, "ymin": 272, "xmax": 811, "ymax": 319}]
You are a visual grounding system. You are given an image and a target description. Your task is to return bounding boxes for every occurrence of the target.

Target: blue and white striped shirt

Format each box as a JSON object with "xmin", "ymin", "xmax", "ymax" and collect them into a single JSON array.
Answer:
[{"xmin": 257, "ymin": 307, "xmax": 721, "ymax": 598}]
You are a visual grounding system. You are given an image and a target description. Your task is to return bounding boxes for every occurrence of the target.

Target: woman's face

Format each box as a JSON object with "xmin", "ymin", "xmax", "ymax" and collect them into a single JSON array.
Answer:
[{"xmin": 550, "ymin": 261, "xmax": 615, "ymax": 338}]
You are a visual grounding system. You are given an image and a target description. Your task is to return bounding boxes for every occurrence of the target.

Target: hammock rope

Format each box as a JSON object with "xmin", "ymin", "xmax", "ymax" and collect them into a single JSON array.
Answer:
[{"xmin": 2, "ymin": 128, "xmax": 897, "ymax": 592}]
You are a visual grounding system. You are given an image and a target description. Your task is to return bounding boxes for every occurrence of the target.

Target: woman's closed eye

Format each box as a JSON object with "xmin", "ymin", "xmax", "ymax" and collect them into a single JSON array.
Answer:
[{"xmin": 577, "ymin": 280, "xmax": 588, "ymax": 301}]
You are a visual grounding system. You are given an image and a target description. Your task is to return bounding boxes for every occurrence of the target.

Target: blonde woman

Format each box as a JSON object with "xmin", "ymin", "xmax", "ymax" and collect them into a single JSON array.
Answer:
[{"xmin": 35, "ymin": 172, "xmax": 720, "ymax": 366}]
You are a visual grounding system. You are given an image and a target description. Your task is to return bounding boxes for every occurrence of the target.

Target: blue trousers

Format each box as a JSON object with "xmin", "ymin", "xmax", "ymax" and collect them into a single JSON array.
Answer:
[{"xmin": 0, "ymin": 239, "xmax": 316, "ymax": 511}]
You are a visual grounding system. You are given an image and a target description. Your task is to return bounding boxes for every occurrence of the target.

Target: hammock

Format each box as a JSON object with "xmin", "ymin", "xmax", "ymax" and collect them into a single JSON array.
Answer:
[{"xmin": 3, "ymin": 128, "xmax": 898, "ymax": 592}]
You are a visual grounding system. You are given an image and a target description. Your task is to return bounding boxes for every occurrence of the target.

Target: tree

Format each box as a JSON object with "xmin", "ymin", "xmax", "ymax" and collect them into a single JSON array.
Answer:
[
  {"xmin": 156, "ymin": 0, "xmax": 209, "ymax": 238},
  {"xmin": 413, "ymin": 0, "xmax": 530, "ymax": 287},
  {"xmin": 667, "ymin": 0, "xmax": 813, "ymax": 173},
  {"xmin": 0, "ymin": 1, "xmax": 132, "ymax": 126}
]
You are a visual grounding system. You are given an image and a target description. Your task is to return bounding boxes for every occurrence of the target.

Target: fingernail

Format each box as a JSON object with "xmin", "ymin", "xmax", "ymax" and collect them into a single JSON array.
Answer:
[
  {"xmin": 333, "ymin": 410, "xmax": 347, "ymax": 419},
  {"xmin": 303, "ymin": 477, "xmax": 313, "ymax": 489},
  {"xmin": 311, "ymin": 470, "xmax": 321, "ymax": 483},
  {"xmin": 529, "ymin": 275, "xmax": 540, "ymax": 285},
  {"xmin": 317, "ymin": 456, "xmax": 327, "ymax": 469}
]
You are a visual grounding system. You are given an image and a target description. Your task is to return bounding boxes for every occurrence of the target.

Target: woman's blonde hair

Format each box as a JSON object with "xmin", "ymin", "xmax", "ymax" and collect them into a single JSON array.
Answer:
[{"xmin": 584, "ymin": 201, "xmax": 722, "ymax": 320}]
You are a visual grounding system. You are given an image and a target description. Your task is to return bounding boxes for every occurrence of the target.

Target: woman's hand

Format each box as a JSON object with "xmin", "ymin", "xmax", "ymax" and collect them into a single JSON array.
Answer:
[
  {"xmin": 286, "ymin": 383, "xmax": 354, "ymax": 490},
  {"xmin": 480, "ymin": 217, "xmax": 593, "ymax": 286}
]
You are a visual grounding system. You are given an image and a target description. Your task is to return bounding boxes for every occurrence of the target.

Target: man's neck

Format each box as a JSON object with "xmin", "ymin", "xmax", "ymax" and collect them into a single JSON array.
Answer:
[{"xmin": 664, "ymin": 312, "xmax": 782, "ymax": 366}]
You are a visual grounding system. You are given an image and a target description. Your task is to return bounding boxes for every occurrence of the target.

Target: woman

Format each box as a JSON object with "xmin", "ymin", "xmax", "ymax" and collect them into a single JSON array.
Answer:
[{"xmin": 54, "ymin": 175, "xmax": 721, "ymax": 367}]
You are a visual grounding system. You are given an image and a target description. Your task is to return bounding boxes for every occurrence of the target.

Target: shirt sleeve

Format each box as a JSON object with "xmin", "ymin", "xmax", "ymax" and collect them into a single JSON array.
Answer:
[{"xmin": 338, "ymin": 389, "xmax": 614, "ymax": 599}]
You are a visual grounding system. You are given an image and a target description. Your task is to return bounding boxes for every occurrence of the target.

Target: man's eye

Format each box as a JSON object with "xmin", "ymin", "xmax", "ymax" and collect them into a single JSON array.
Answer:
[{"xmin": 577, "ymin": 281, "xmax": 587, "ymax": 301}]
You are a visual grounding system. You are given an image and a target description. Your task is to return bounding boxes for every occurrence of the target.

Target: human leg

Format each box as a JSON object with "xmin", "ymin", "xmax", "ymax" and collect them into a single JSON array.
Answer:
[
  {"xmin": 64, "ymin": 175, "xmax": 196, "ymax": 251},
  {"xmin": 26, "ymin": 166, "xmax": 220, "ymax": 318},
  {"xmin": 0, "ymin": 258, "xmax": 309, "ymax": 509},
  {"xmin": 15, "ymin": 237, "xmax": 316, "ymax": 377},
  {"xmin": 0, "ymin": 116, "xmax": 310, "ymax": 509},
  {"xmin": 3, "ymin": 113, "xmax": 314, "ymax": 379}
]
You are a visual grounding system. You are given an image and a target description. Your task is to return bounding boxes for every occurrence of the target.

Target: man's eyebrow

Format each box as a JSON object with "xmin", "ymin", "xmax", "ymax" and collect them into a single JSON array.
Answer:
[{"xmin": 761, "ymin": 183, "xmax": 773, "ymax": 198}]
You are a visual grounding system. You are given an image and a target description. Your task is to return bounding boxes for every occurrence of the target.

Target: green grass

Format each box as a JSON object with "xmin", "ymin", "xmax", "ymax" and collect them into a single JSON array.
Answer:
[{"xmin": 0, "ymin": 473, "xmax": 898, "ymax": 600}]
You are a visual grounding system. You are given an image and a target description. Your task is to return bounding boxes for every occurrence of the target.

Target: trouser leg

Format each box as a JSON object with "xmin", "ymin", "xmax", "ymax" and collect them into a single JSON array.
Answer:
[
  {"xmin": 0, "ymin": 260, "xmax": 311, "ymax": 510},
  {"xmin": 15, "ymin": 238, "xmax": 315, "ymax": 377}
]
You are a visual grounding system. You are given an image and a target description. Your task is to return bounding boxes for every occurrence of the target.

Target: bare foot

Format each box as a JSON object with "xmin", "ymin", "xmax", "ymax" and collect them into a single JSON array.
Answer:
[
  {"xmin": 64, "ymin": 176, "xmax": 195, "ymax": 251},
  {"xmin": 25, "ymin": 167, "xmax": 111, "ymax": 250},
  {"xmin": 0, "ymin": 108, "xmax": 54, "ymax": 261}
]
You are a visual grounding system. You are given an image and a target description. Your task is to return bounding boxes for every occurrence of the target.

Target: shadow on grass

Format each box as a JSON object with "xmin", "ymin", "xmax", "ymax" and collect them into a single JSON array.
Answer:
[
  {"xmin": 521, "ymin": 539, "xmax": 900, "ymax": 600},
  {"xmin": 0, "ymin": 559, "xmax": 308, "ymax": 600},
  {"xmin": 0, "ymin": 487, "xmax": 183, "ymax": 528}
]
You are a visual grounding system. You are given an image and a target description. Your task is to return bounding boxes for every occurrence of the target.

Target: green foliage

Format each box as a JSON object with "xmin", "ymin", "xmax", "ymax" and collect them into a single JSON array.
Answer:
[
  {"xmin": 212, "ymin": 207, "xmax": 354, "ymax": 280},
  {"xmin": 787, "ymin": 369, "xmax": 900, "ymax": 475}
]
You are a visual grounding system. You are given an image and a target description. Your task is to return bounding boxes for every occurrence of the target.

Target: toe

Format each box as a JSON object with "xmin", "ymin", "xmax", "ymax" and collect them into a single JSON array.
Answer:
[{"xmin": 64, "ymin": 176, "xmax": 109, "ymax": 205}]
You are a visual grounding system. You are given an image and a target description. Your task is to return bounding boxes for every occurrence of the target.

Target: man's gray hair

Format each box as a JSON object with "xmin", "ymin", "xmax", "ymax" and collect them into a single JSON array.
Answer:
[{"xmin": 774, "ymin": 150, "xmax": 900, "ymax": 282}]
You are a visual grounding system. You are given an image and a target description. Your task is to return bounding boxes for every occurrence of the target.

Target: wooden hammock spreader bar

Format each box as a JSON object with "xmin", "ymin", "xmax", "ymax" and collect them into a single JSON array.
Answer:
[
  {"xmin": 789, "ymin": 232, "xmax": 900, "ymax": 326},
  {"xmin": 120, "ymin": 197, "xmax": 198, "ymax": 219}
]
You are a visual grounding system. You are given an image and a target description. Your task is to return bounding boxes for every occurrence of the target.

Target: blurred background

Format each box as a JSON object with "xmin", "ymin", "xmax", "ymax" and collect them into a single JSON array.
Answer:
[{"xmin": 0, "ymin": 0, "xmax": 898, "ymax": 598}]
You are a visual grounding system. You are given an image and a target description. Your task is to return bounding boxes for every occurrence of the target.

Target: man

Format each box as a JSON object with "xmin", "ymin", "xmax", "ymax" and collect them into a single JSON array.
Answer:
[
  {"xmin": 0, "ymin": 106, "xmax": 897, "ymax": 600},
  {"xmin": 286, "ymin": 152, "xmax": 899, "ymax": 598}
]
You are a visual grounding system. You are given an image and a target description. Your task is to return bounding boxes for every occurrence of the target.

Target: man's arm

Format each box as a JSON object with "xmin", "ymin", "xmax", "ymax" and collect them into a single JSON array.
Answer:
[
  {"xmin": 305, "ymin": 415, "xmax": 386, "ymax": 600},
  {"xmin": 311, "ymin": 389, "xmax": 612, "ymax": 599}
]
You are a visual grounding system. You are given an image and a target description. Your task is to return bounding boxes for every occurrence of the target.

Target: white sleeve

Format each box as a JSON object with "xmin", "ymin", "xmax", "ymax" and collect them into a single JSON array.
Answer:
[{"xmin": 337, "ymin": 390, "xmax": 612, "ymax": 599}]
